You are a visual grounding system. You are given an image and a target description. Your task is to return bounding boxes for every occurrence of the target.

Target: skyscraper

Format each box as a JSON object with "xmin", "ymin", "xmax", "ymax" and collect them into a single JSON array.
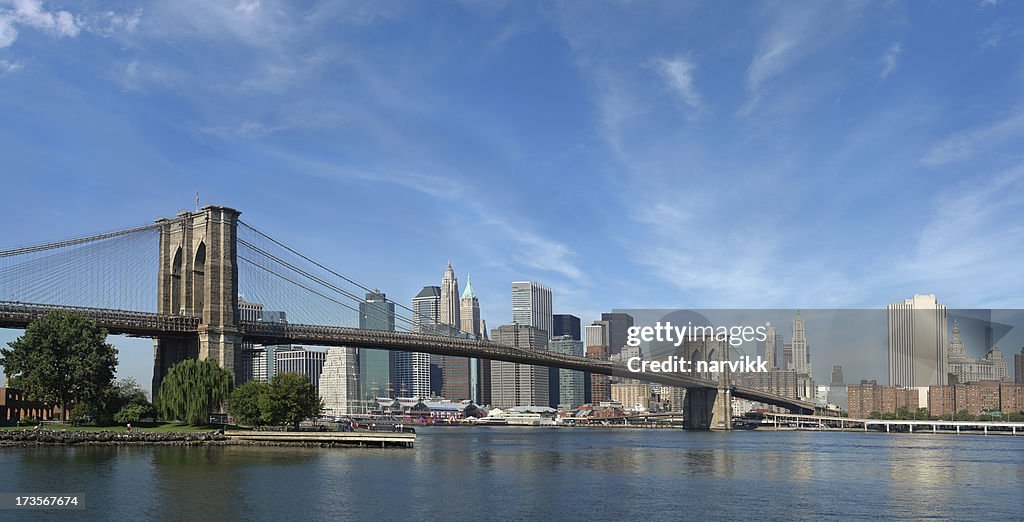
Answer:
[
  {"xmin": 601, "ymin": 312, "xmax": 634, "ymax": 355},
  {"xmin": 549, "ymin": 335, "xmax": 585, "ymax": 408},
  {"xmin": 512, "ymin": 281, "xmax": 553, "ymax": 339},
  {"xmin": 888, "ymin": 294, "xmax": 948, "ymax": 388},
  {"xmin": 586, "ymin": 322, "xmax": 610, "ymax": 403},
  {"xmin": 831, "ymin": 365, "xmax": 845, "ymax": 385},
  {"xmin": 459, "ymin": 275, "xmax": 482, "ymax": 403},
  {"xmin": 791, "ymin": 311, "xmax": 811, "ymax": 375},
  {"xmin": 764, "ymin": 324, "xmax": 777, "ymax": 370},
  {"xmin": 398, "ymin": 286, "xmax": 438, "ymax": 399},
  {"xmin": 553, "ymin": 314, "xmax": 581, "ymax": 340},
  {"xmin": 275, "ymin": 347, "xmax": 327, "ymax": 390},
  {"xmin": 359, "ymin": 291, "xmax": 395, "ymax": 406},
  {"xmin": 411, "ymin": 286, "xmax": 441, "ymax": 333},
  {"xmin": 439, "ymin": 261, "xmax": 461, "ymax": 332},
  {"xmin": 439, "ymin": 263, "xmax": 467, "ymax": 400},
  {"xmin": 490, "ymin": 324, "xmax": 549, "ymax": 408},
  {"xmin": 320, "ymin": 346, "xmax": 359, "ymax": 416}
]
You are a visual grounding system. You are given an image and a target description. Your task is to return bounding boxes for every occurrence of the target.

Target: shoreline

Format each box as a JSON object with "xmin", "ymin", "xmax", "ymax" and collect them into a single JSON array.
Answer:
[{"xmin": 0, "ymin": 428, "xmax": 414, "ymax": 448}]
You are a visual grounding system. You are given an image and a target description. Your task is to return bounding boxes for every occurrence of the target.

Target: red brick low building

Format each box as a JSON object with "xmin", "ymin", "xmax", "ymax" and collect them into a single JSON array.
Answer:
[{"xmin": 0, "ymin": 387, "xmax": 59, "ymax": 425}]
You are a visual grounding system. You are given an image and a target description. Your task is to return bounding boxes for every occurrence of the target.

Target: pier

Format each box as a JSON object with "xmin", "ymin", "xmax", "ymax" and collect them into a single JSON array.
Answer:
[{"xmin": 224, "ymin": 430, "xmax": 415, "ymax": 447}]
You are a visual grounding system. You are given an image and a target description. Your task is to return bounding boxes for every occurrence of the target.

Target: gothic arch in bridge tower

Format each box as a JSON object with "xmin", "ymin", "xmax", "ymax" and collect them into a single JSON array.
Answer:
[
  {"xmin": 193, "ymin": 241, "xmax": 206, "ymax": 318},
  {"xmin": 170, "ymin": 246, "xmax": 182, "ymax": 315}
]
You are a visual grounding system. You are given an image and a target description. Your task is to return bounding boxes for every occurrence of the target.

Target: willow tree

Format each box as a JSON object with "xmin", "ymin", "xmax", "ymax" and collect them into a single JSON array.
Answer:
[{"xmin": 157, "ymin": 359, "xmax": 232, "ymax": 425}]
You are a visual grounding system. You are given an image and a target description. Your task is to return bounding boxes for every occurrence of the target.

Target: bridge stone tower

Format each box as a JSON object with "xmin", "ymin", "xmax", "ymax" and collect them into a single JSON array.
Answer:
[{"xmin": 152, "ymin": 206, "xmax": 242, "ymax": 395}]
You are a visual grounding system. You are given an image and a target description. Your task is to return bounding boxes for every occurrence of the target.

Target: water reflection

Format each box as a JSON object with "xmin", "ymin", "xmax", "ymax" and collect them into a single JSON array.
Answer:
[{"xmin": 4, "ymin": 429, "xmax": 1023, "ymax": 520}]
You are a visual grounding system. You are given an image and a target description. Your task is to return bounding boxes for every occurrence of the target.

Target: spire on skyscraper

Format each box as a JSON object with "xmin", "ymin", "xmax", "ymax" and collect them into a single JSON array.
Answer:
[{"xmin": 462, "ymin": 274, "xmax": 477, "ymax": 300}]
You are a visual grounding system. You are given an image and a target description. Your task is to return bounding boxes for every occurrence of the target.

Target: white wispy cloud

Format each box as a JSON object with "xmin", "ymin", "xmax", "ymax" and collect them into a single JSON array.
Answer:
[
  {"xmin": 921, "ymin": 105, "xmax": 1024, "ymax": 167},
  {"xmin": 880, "ymin": 42, "xmax": 901, "ymax": 79},
  {"xmin": 653, "ymin": 55, "xmax": 704, "ymax": 113},
  {"xmin": 0, "ymin": 1, "xmax": 141, "ymax": 48},
  {"xmin": 0, "ymin": 57, "xmax": 22, "ymax": 75},
  {"xmin": 895, "ymin": 165, "xmax": 1024, "ymax": 308}
]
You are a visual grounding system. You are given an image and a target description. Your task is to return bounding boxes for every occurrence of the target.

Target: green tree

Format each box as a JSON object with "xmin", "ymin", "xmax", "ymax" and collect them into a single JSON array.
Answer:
[
  {"xmin": 0, "ymin": 311, "xmax": 118, "ymax": 421},
  {"xmin": 953, "ymin": 410, "xmax": 974, "ymax": 422},
  {"xmin": 157, "ymin": 359, "xmax": 232, "ymax": 425},
  {"xmin": 229, "ymin": 380, "xmax": 272, "ymax": 427},
  {"xmin": 263, "ymin": 373, "xmax": 323, "ymax": 430},
  {"xmin": 86, "ymin": 378, "xmax": 153, "ymax": 425},
  {"xmin": 114, "ymin": 402, "xmax": 154, "ymax": 424}
]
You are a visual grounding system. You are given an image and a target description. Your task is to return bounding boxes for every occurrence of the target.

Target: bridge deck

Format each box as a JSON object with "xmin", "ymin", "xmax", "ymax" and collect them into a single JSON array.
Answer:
[{"xmin": 0, "ymin": 301, "xmax": 814, "ymax": 414}]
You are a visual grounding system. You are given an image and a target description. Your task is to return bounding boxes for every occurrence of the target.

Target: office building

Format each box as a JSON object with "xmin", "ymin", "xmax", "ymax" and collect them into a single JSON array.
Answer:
[
  {"xmin": 275, "ymin": 347, "xmax": 327, "ymax": 390},
  {"xmin": 948, "ymin": 320, "xmax": 1011, "ymax": 383},
  {"xmin": 764, "ymin": 324, "xmax": 777, "ymax": 370},
  {"xmin": 601, "ymin": 312, "xmax": 634, "ymax": 355},
  {"xmin": 459, "ymin": 275, "xmax": 483, "ymax": 403},
  {"xmin": 512, "ymin": 281, "xmax": 553, "ymax": 339},
  {"xmin": 320, "ymin": 346, "xmax": 359, "ymax": 416},
  {"xmin": 411, "ymin": 285, "xmax": 443, "ymax": 396},
  {"xmin": 439, "ymin": 261, "xmax": 460, "ymax": 332},
  {"xmin": 549, "ymin": 335, "xmax": 585, "ymax": 408},
  {"xmin": 585, "ymin": 322, "xmax": 610, "ymax": 403},
  {"xmin": 360, "ymin": 291, "xmax": 395, "ymax": 405},
  {"xmin": 831, "ymin": 365, "xmax": 844, "ymax": 385},
  {"xmin": 490, "ymin": 324, "xmax": 548, "ymax": 408},
  {"xmin": 888, "ymin": 294, "xmax": 948, "ymax": 388},
  {"xmin": 553, "ymin": 314, "xmax": 581, "ymax": 340},
  {"xmin": 791, "ymin": 311, "xmax": 811, "ymax": 375}
]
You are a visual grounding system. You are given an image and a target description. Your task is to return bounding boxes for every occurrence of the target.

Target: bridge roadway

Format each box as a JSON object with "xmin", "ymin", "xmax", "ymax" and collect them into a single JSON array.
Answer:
[{"xmin": 0, "ymin": 301, "xmax": 814, "ymax": 413}]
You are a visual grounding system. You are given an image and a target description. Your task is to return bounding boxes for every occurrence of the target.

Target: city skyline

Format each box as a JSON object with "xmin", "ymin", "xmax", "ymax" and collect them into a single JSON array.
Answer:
[{"xmin": 3, "ymin": 2, "xmax": 1024, "ymax": 390}]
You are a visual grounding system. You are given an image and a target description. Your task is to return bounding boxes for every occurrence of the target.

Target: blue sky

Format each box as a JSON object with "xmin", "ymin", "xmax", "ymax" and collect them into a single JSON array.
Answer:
[{"xmin": 2, "ymin": 0, "xmax": 1024, "ymax": 388}]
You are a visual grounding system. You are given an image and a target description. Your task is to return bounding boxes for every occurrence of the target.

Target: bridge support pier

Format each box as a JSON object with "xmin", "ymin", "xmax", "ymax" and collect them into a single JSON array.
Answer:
[{"xmin": 683, "ymin": 386, "xmax": 732, "ymax": 430}]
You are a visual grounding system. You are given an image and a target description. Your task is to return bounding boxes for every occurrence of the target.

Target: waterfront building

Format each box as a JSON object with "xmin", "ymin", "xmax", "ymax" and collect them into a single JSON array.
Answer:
[
  {"xmin": 888, "ymin": 294, "xmax": 948, "ymax": 388},
  {"xmin": 490, "ymin": 324, "xmax": 549, "ymax": 408},
  {"xmin": 275, "ymin": 347, "xmax": 327, "ymax": 390},
  {"xmin": 549, "ymin": 335, "xmax": 585, "ymax": 408},
  {"xmin": 847, "ymin": 380, "xmax": 919, "ymax": 419},
  {"xmin": 927, "ymin": 382, "xmax": 1024, "ymax": 417},
  {"xmin": 320, "ymin": 346, "xmax": 359, "ymax": 416},
  {"xmin": 611, "ymin": 382, "xmax": 652, "ymax": 412}
]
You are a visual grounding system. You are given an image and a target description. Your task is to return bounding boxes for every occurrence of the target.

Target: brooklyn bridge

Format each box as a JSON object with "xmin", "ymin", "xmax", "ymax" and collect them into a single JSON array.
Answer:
[{"xmin": 0, "ymin": 206, "xmax": 816, "ymax": 429}]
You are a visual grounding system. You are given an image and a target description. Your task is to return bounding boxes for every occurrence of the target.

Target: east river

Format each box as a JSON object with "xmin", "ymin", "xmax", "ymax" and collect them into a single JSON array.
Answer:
[{"xmin": 3, "ymin": 427, "xmax": 1023, "ymax": 520}]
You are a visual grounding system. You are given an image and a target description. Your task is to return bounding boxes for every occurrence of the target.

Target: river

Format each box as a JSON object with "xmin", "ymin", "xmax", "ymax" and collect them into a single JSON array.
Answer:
[{"xmin": 3, "ymin": 427, "xmax": 1022, "ymax": 520}]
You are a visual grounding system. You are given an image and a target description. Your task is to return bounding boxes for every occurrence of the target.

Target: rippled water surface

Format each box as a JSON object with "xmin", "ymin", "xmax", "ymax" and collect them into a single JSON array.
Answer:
[{"xmin": 4, "ymin": 427, "xmax": 1022, "ymax": 520}]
